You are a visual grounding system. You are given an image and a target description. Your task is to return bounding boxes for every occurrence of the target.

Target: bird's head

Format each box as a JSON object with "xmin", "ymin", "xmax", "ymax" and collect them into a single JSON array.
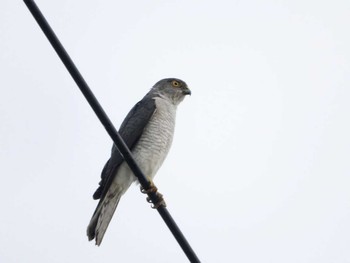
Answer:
[{"xmin": 152, "ymin": 78, "xmax": 191, "ymax": 105}]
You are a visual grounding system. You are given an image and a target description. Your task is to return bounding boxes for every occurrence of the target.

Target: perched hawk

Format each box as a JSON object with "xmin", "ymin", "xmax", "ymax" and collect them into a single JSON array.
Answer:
[{"xmin": 87, "ymin": 78, "xmax": 191, "ymax": 245}]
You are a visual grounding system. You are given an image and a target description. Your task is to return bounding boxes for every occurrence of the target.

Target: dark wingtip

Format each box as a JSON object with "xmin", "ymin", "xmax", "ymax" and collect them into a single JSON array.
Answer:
[
  {"xmin": 87, "ymin": 225, "xmax": 96, "ymax": 241},
  {"xmin": 93, "ymin": 188, "xmax": 102, "ymax": 200}
]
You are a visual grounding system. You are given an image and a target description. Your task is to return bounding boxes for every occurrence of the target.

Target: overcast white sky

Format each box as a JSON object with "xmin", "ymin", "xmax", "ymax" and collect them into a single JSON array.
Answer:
[{"xmin": 1, "ymin": 0, "xmax": 350, "ymax": 262}]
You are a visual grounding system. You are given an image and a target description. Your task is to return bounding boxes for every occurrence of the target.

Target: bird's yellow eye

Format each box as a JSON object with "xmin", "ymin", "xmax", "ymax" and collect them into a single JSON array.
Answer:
[{"xmin": 172, "ymin": 80, "xmax": 180, "ymax": 87}]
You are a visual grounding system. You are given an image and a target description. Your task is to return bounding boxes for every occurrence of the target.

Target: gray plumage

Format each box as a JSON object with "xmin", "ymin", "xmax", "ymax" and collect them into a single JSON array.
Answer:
[{"xmin": 87, "ymin": 78, "xmax": 191, "ymax": 245}]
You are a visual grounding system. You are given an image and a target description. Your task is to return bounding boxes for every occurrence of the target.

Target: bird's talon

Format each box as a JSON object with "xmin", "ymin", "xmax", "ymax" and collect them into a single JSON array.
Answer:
[
  {"xmin": 140, "ymin": 180, "xmax": 166, "ymax": 208},
  {"xmin": 147, "ymin": 192, "xmax": 166, "ymax": 209},
  {"xmin": 140, "ymin": 180, "xmax": 158, "ymax": 194},
  {"xmin": 151, "ymin": 200, "xmax": 166, "ymax": 209}
]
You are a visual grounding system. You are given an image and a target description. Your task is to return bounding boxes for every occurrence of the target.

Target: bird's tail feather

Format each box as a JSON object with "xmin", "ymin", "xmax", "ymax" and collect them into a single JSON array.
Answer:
[{"xmin": 87, "ymin": 189, "xmax": 122, "ymax": 246}]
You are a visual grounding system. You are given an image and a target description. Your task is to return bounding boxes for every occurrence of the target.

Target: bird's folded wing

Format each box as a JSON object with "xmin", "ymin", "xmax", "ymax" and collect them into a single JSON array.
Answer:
[{"xmin": 92, "ymin": 95, "xmax": 157, "ymax": 201}]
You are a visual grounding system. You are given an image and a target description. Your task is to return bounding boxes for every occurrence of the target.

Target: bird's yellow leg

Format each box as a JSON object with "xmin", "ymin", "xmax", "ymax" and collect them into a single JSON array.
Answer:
[
  {"xmin": 140, "ymin": 178, "xmax": 166, "ymax": 209},
  {"xmin": 140, "ymin": 177, "xmax": 158, "ymax": 194}
]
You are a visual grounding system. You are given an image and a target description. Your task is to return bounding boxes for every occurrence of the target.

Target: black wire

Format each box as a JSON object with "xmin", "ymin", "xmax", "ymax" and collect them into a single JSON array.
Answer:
[{"xmin": 23, "ymin": 1, "xmax": 201, "ymax": 262}]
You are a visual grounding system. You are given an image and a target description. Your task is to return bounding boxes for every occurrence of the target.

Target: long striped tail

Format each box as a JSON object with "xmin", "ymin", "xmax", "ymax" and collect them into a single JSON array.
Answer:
[{"xmin": 87, "ymin": 189, "xmax": 122, "ymax": 246}]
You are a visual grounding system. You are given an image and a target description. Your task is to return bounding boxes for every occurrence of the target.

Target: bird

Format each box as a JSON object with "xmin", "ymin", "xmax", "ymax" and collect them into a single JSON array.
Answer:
[{"xmin": 87, "ymin": 78, "xmax": 191, "ymax": 246}]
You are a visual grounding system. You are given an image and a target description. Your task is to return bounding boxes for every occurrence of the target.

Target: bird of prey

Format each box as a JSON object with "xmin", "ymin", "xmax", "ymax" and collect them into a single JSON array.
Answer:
[{"xmin": 87, "ymin": 78, "xmax": 191, "ymax": 245}]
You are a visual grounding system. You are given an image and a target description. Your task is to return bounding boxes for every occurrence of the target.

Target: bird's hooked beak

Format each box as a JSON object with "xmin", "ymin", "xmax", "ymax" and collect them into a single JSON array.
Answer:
[{"xmin": 182, "ymin": 86, "xmax": 191, "ymax": 96}]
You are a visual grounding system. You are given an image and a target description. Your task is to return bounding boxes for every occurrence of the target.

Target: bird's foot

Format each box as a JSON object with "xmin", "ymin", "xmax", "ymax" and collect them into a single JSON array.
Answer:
[
  {"xmin": 140, "ymin": 180, "xmax": 166, "ymax": 209},
  {"xmin": 140, "ymin": 179, "xmax": 158, "ymax": 194},
  {"xmin": 146, "ymin": 192, "xmax": 166, "ymax": 209}
]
